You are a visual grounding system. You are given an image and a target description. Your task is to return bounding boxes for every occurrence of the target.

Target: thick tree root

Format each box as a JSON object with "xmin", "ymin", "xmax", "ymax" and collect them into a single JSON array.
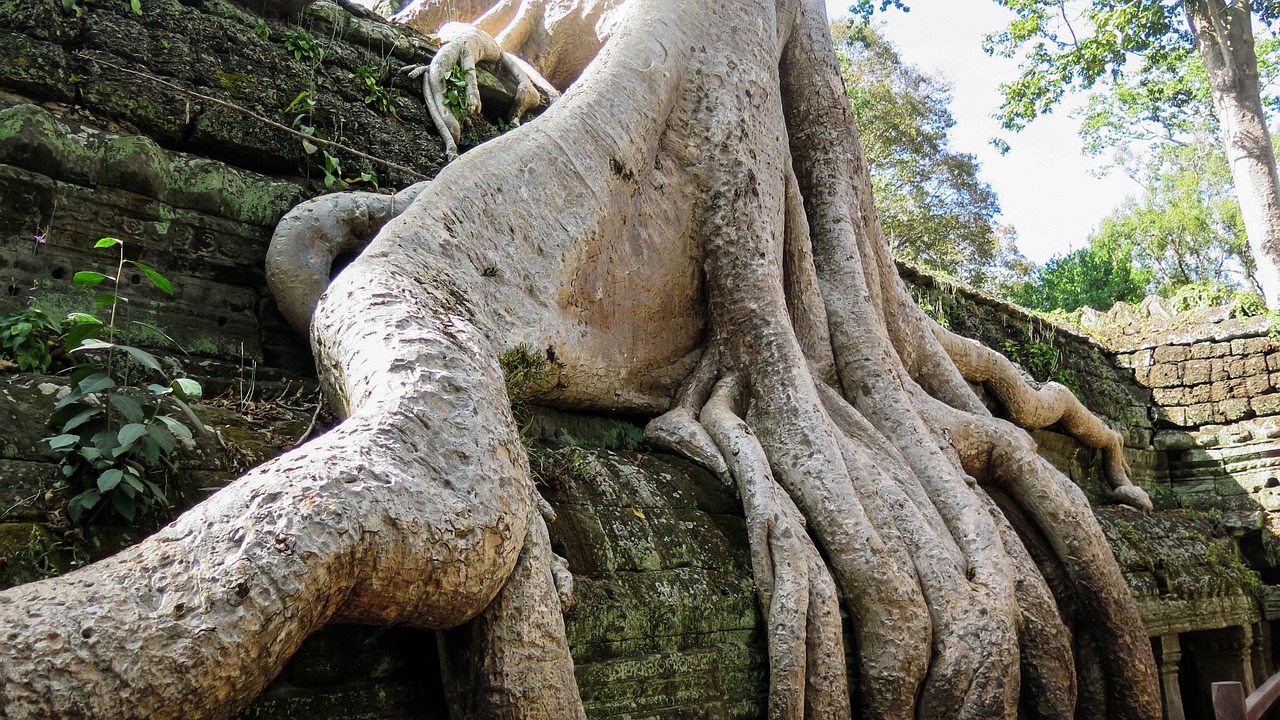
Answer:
[
  {"xmin": 437, "ymin": 514, "xmax": 585, "ymax": 719},
  {"xmin": 933, "ymin": 323, "xmax": 1152, "ymax": 510},
  {"xmin": 266, "ymin": 181, "xmax": 428, "ymax": 335},
  {"xmin": 701, "ymin": 376, "xmax": 849, "ymax": 720}
]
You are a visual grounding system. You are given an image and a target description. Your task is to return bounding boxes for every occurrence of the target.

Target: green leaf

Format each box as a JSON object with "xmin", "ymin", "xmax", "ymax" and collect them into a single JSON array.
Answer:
[
  {"xmin": 60, "ymin": 406, "xmax": 102, "ymax": 432},
  {"xmin": 55, "ymin": 373, "xmax": 115, "ymax": 408},
  {"xmin": 63, "ymin": 323, "xmax": 101, "ymax": 350},
  {"xmin": 94, "ymin": 293, "xmax": 124, "ymax": 309},
  {"xmin": 44, "ymin": 433, "xmax": 81, "ymax": 450},
  {"xmin": 122, "ymin": 470, "xmax": 146, "ymax": 493},
  {"xmin": 117, "ymin": 423, "xmax": 148, "ymax": 451},
  {"xmin": 170, "ymin": 396, "xmax": 205, "ymax": 432},
  {"xmin": 97, "ymin": 468, "xmax": 123, "ymax": 492},
  {"xmin": 94, "ymin": 237, "xmax": 122, "ymax": 248},
  {"xmin": 68, "ymin": 490, "xmax": 101, "ymax": 524},
  {"xmin": 110, "ymin": 491, "xmax": 137, "ymax": 521},
  {"xmin": 126, "ymin": 261, "xmax": 174, "ymax": 296},
  {"xmin": 109, "ymin": 394, "xmax": 145, "ymax": 423},
  {"xmin": 120, "ymin": 344, "xmax": 162, "ymax": 372},
  {"xmin": 73, "ymin": 271, "xmax": 109, "ymax": 288},
  {"xmin": 157, "ymin": 415, "xmax": 193, "ymax": 440},
  {"xmin": 171, "ymin": 378, "xmax": 202, "ymax": 400},
  {"xmin": 72, "ymin": 338, "xmax": 115, "ymax": 352},
  {"xmin": 142, "ymin": 478, "xmax": 168, "ymax": 504},
  {"xmin": 138, "ymin": 436, "xmax": 161, "ymax": 463},
  {"xmin": 146, "ymin": 423, "xmax": 176, "ymax": 453}
]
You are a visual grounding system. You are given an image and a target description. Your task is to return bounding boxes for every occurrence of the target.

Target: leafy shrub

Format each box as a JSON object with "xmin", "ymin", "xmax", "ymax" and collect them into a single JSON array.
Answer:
[
  {"xmin": 282, "ymin": 29, "xmax": 323, "ymax": 65},
  {"xmin": 44, "ymin": 238, "xmax": 203, "ymax": 524},
  {"xmin": 352, "ymin": 65, "xmax": 396, "ymax": 115},
  {"xmin": 442, "ymin": 64, "xmax": 471, "ymax": 122},
  {"xmin": 0, "ymin": 303, "xmax": 61, "ymax": 372}
]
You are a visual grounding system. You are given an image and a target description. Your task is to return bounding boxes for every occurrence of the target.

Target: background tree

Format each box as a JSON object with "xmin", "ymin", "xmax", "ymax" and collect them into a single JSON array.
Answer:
[
  {"xmin": 1006, "ymin": 234, "xmax": 1153, "ymax": 311},
  {"xmin": 984, "ymin": 0, "xmax": 1280, "ymax": 309},
  {"xmin": 833, "ymin": 22, "xmax": 1018, "ymax": 288},
  {"xmin": 1075, "ymin": 43, "xmax": 1264, "ymax": 297}
]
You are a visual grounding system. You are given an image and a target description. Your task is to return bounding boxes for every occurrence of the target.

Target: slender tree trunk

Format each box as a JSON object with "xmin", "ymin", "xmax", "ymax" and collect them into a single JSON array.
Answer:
[{"xmin": 1187, "ymin": 0, "xmax": 1280, "ymax": 308}]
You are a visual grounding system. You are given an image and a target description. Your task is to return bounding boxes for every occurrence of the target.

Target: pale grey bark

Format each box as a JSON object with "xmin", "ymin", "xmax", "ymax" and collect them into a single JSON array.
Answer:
[{"xmin": 1187, "ymin": 0, "xmax": 1280, "ymax": 308}]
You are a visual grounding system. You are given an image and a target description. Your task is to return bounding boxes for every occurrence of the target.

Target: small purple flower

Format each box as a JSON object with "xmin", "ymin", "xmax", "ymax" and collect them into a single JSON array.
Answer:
[{"xmin": 33, "ymin": 232, "xmax": 46, "ymax": 247}]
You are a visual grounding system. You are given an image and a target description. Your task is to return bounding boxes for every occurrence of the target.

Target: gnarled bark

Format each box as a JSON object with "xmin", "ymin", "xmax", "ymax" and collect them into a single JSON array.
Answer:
[{"xmin": 0, "ymin": 0, "xmax": 1159, "ymax": 717}]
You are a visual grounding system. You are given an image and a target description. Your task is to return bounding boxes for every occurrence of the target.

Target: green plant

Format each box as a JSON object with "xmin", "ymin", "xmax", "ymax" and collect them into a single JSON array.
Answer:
[
  {"xmin": 499, "ymin": 344, "xmax": 571, "ymax": 487},
  {"xmin": 123, "ymin": 0, "xmax": 141, "ymax": 14},
  {"xmin": 44, "ymin": 238, "xmax": 204, "ymax": 524},
  {"xmin": 499, "ymin": 344, "xmax": 562, "ymax": 407},
  {"xmin": 442, "ymin": 64, "xmax": 471, "ymax": 122},
  {"xmin": 0, "ymin": 303, "xmax": 61, "ymax": 372},
  {"xmin": 352, "ymin": 65, "xmax": 396, "ymax": 115},
  {"xmin": 23, "ymin": 526, "xmax": 89, "ymax": 579},
  {"xmin": 282, "ymin": 29, "xmax": 323, "ymax": 65},
  {"xmin": 252, "ymin": 18, "xmax": 271, "ymax": 41}
]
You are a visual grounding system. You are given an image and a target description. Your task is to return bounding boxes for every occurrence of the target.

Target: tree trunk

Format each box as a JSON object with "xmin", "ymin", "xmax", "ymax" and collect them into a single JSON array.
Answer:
[
  {"xmin": 1187, "ymin": 0, "xmax": 1280, "ymax": 308},
  {"xmin": 0, "ymin": 0, "xmax": 1160, "ymax": 717}
]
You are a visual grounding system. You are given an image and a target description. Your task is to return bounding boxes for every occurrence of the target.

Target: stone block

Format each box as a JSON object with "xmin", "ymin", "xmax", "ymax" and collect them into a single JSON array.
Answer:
[
  {"xmin": 1212, "ymin": 358, "xmax": 1230, "ymax": 382},
  {"xmin": 1186, "ymin": 384, "xmax": 1212, "ymax": 404},
  {"xmin": 1253, "ymin": 394, "xmax": 1280, "ymax": 417},
  {"xmin": 1269, "ymin": 351, "xmax": 1280, "ymax": 372},
  {"xmin": 1163, "ymin": 406, "xmax": 1188, "ymax": 426},
  {"xmin": 1210, "ymin": 382, "xmax": 1233, "ymax": 403},
  {"xmin": 1153, "ymin": 430, "xmax": 1195, "ymax": 452},
  {"xmin": 1186, "ymin": 403, "xmax": 1220, "ymax": 426},
  {"xmin": 1245, "ymin": 374, "xmax": 1271, "ymax": 397},
  {"xmin": 1227, "ymin": 357, "xmax": 1250, "ymax": 379},
  {"xmin": 1259, "ymin": 487, "xmax": 1280, "ymax": 511},
  {"xmin": 1154, "ymin": 345, "xmax": 1191, "ymax": 363},
  {"xmin": 1184, "ymin": 359, "xmax": 1211, "ymax": 385},
  {"xmin": 1192, "ymin": 342, "xmax": 1222, "ymax": 359},
  {"xmin": 1219, "ymin": 398, "xmax": 1251, "ymax": 423},
  {"xmin": 1246, "ymin": 354, "xmax": 1270, "ymax": 377},
  {"xmin": 1147, "ymin": 363, "xmax": 1182, "ymax": 388},
  {"xmin": 1152, "ymin": 387, "xmax": 1186, "ymax": 406},
  {"xmin": 1243, "ymin": 337, "xmax": 1272, "ymax": 355}
]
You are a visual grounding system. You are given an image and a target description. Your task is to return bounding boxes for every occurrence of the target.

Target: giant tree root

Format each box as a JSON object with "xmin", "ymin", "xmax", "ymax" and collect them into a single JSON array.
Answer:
[{"xmin": 0, "ymin": 0, "xmax": 1161, "ymax": 717}]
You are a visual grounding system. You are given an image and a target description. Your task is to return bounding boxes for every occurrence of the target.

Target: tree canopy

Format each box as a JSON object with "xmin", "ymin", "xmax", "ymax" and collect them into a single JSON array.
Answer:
[
  {"xmin": 833, "ymin": 22, "xmax": 1019, "ymax": 289},
  {"xmin": 984, "ymin": 0, "xmax": 1280, "ymax": 130}
]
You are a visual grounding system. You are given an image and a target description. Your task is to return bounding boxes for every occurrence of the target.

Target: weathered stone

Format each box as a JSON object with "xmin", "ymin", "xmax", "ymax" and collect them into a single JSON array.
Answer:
[
  {"xmin": 1193, "ymin": 342, "xmax": 1229, "ymax": 360},
  {"xmin": 1186, "ymin": 403, "xmax": 1220, "ymax": 427},
  {"xmin": 1184, "ymin": 359, "xmax": 1211, "ymax": 385},
  {"xmin": 1154, "ymin": 430, "xmax": 1196, "ymax": 452},
  {"xmin": 1227, "ymin": 357, "xmax": 1249, "ymax": 379},
  {"xmin": 1212, "ymin": 358, "xmax": 1230, "ymax": 382},
  {"xmin": 1148, "ymin": 363, "xmax": 1182, "ymax": 388},
  {"xmin": 1152, "ymin": 387, "xmax": 1186, "ymax": 406},
  {"xmin": 1154, "ymin": 345, "xmax": 1191, "ymax": 363},
  {"xmin": 1219, "ymin": 398, "xmax": 1252, "ymax": 423}
]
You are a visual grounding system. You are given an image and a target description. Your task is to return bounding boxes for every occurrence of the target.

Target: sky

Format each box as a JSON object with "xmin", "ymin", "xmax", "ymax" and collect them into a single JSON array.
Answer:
[{"xmin": 823, "ymin": 0, "xmax": 1143, "ymax": 264}]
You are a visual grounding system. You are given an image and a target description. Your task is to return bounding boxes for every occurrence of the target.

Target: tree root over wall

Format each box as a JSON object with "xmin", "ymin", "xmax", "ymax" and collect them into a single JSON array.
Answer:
[{"xmin": 0, "ymin": 0, "xmax": 1158, "ymax": 718}]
